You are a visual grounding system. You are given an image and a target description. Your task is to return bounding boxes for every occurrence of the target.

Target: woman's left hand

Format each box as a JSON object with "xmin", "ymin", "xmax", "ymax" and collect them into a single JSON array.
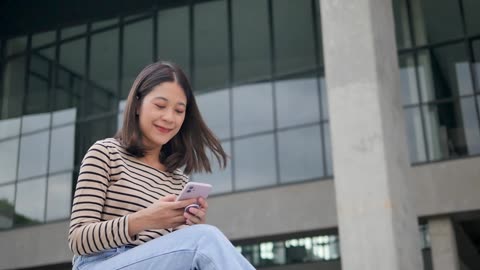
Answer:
[{"xmin": 184, "ymin": 197, "xmax": 208, "ymax": 225}]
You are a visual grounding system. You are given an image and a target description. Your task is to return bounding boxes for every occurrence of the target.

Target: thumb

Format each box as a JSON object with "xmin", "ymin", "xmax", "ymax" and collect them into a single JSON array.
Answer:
[{"xmin": 159, "ymin": 194, "xmax": 177, "ymax": 202}]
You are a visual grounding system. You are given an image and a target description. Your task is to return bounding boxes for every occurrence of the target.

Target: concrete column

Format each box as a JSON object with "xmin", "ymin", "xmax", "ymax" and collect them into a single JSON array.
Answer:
[
  {"xmin": 319, "ymin": 0, "xmax": 423, "ymax": 269},
  {"xmin": 429, "ymin": 217, "xmax": 460, "ymax": 270}
]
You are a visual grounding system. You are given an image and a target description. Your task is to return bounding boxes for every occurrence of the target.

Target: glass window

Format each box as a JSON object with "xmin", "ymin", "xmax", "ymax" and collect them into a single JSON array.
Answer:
[
  {"xmin": 473, "ymin": 40, "xmax": 480, "ymax": 93},
  {"xmin": 0, "ymin": 117, "xmax": 21, "ymax": 139},
  {"xmin": 157, "ymin": 6, "xmax": 190, "ymax": 75},
  {"xmin": 275, "ymin": 76, "xmax": 320, "ymax": 129},
  {"xmin": 319, "ymin": 76, "xmax": 328, "ymax": 120},
  {"xmin": 278, "ymin": 125, "xmax": 324, "ymax": 183},
  {"xmin": 25, "ymin": 74, "xmax": 50, "ymax": 114},
  {"xmin": 324, "ymin": 123, "xmax": 333, "ymax": 176},
  {"xmin": 122, "ymin": 18, "xmax": 153, "ymax": 98},
  {"xmin": 61, "ymin": 24, "xmax": 87, "ymax": 40},
  {"xmin": 1, "ymin": 57, "xmax": 26, "ymax": 119},
  {"xmin": 404, "ymin": 107, "xmax": 427, "ymax": 162},
  {"xmin": 21, "ymin": 113, "xmax": 50, "ymax": 133},
  {"xmin": 30, "ymin": 51, "xmax": 52, "ymax": 77},
  {"xmin": 409, "ymin": 0, "xmax": 463, "ymax": 45},
  {"xmin": 192, "ymin": 141, "xmax": 232, "ymax": 194},
  {"xmin": 0, "ymin": 138, "xmax": 19, "ymax": 184},
  {"xmin": 273, "ymin": 0, "xmax": 316, "ymax": 75},
  {"xmin": 392, "ymin": 0, "xmax": 412, "ymax": 49},
  {"xmin": 233, "ymin": 82, "xmax": 274, "ymax": 137},
  {"xmin": 49, "ymin": 125, "xmax": 75, "ymax": 173},
  {"xmin": 52, "ymin": 107, "xmax": 77, "ymax": 126},
  {"xmin": 90, "ymin": 28, "xmax": 119, "ymax": 94},
  {"xmin": 196, "ymin": 89, "xmax": 230, "ymax": 140},
  {"xmin": 399, "ymin": 54, "xmax": 420, "ymax": 105},
  {"xmin": 0, "ymin": 184, "xmax": 15, "ymax": 229},
  {"xmin": 463, "ymin": 0, "xmax": 480, "ymax": 36},
  {"xmin": 46, "ymin": 172, "xmax": 73, "ymax": 221},
  {"xmin": 58, "ymin": 38, "xmax": 86, "ymax": 113},
  {"xmin": 193, "ymin": 0, "xmax": 228, "ymax": 92},
  {"xmin": 6, "ymin": 36, "xmax": 27, "ymax": 56},
  {"xmin": 15, "ymin": 178, "xmax": 46, "ymax": 225},
  {"xmin": 417, "ymin": 45, "xmax": 473, "ymax": 103},
  {"xmin": 76, "ymin": 115, "xmax": 117, "ymax": 165},
  {"xmin": 18, "ymin": 131, "xmax": 50, "ymax": 180},
  {"xmin": 459, "ymin": 97, "xmax": 480, "ymax": 155},
  {"xmin": 92, "ymin": 18, "xmax": 119, "ymax": 31},
  {"xmin": 232, "ymin": 0, "xmax": 271, "ymax": 83},
  {"xmin": 234, "ymin": 134, "xmax": 276, "ymax": 190},
  {"xmin": 32, "ymin": 31, "xmax": 56, "ymax": 48}
]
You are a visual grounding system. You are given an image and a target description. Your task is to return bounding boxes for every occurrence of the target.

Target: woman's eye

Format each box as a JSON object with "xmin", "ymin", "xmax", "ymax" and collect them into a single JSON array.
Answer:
[
  {"xmin": 155, "ymin": 104, "xmax": 166, "ymax": 109},
  {"xmin": 176, "ymin": 110, "xmax": 185, "ymax": 114}
]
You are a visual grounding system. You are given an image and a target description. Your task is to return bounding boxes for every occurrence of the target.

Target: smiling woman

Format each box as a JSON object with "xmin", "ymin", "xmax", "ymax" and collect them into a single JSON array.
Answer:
[{"xmin": 68, "ymin": 61, "xmax": 255, "ymax": 270}]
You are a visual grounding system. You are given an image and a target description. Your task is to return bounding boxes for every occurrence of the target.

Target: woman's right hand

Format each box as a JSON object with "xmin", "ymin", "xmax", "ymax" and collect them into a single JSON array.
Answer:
[{"xmin": 128, "ymin": 194, "xmax": 198, "ymax": 237}]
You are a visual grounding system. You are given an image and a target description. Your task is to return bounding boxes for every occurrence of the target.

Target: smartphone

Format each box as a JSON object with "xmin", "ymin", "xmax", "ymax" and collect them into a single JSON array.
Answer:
[{"xmin": 176, "ymin": 182, "xmax": 212, "ymax": 201}]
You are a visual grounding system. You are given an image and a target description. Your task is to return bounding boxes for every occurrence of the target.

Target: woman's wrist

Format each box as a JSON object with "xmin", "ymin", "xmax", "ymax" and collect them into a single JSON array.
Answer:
[{"xmin": 128, "ymin": 210, "xmax": 148, "ymax": 237}]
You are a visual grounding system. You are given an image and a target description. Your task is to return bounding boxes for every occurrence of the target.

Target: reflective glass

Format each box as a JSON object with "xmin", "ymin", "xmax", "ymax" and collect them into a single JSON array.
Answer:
[
  {"xmin": 233, "ymin": 82, "xmax": 274, "ymax": 137},
  {"xmin": 324, "ymin": 123, "xmax": 333, "ymax": 176},
  {"xmin": 0, "ymin": 138, "xmax": 19, "ymax": 184},
  {"xmin": 49, "ymin": 125, "xmax": 75, "ymax": 173},
  {"xmin": 61, "ymin": 24, "xmax": 87, "ymax": 40},
  {"xmin": 15, "ymin": 178, "xmax": 46, "ymax": 225},
  {"xmin": 90, "ymin": 29, "xmax": 119, "ymax": 94},
  {"xmin": 273, "ymin": 0, "xmax": 315, "ymax": 75},
  {"xmin": 25, "ymin": 75, "xmax": 50, "ymax": 114},
  {"xmin": 399, "ymin": 54, "xmax": 420, "ymax": 105},
  {"xmin": 275, "ymin": 76, "xmax": 320, "ymax": 129},
  {"xmin": 459, "ymin": 97, "xmax": 480, "ymax": 155},
  {"xmin": 157, "ymin": 6, "xmax": 190, "ymax": 76},
  {"xmin": 0, "ymin": 117, "xmax": 21, "ymax": 139},
  {"xmin": 234, "ymin": 134, "xmax": 276, "ymax": 190},
  {"xmin": 92, "ymin": 18, "xmax": 119, "ymax": 30},
  {"xmin": 193, "ymin": 0, "xmax": 228, "ymax": 91},
  {"xmin": 0, "ymin": 184, "xmax": 15, "ymax": 229},
  {"xmin": 319, "ymin": 76, "xmax": 328, "ymax": 120},
  {"xmin": 392, "ymin": 0, "xmax": 412, "ymax": 49},
  {"xmin": 18, "ymin": 131, "xmax": 49, "ymax": 179},
  {"xmin": 21, "ymin": 112, "xmax": 50, "ymax": 133},
  {"xmin": 32, "ymin": 31, "xmax": 56, "ymax": 48},
  {"xmin": 473, "ymin": 40, "xmax": 480, "ymax": 93},
  {"xmin": 463, "ymin": 0, "xmax": 480, "ymax": 36},
  {"xmin": 46, "ymin": 172, "xmax": 73, "ymax": 221},
  {"xmin": 122, "ymin": 18, "xmax": 153, "ymax": 98},
  {"xmin": 404, "ymin": 107, "xmax": 427, "ymax": 163},
  {"xmin": 76, "ymin": 115, "xmax": 117, "ymax": 165},
  {"xmin": 52, "ymin": 107, "xmax": 76, "ymax": 126},
  {"xmin": 192, "ymin": 141, "xmax": 232, "ymax": 194},
  {"xmin": 232, "ymin": 0, "xmax": 271, "ymax": 83},
  {"xmin": 6, "ymin": 36, "xmax": 27, "ymax": 56},
  {"xmin": 1, "ymin": 57, "xmax": 26, "ymax": 119},
  {"xmin": 58, "ymin": 38, "xmax": 86, "ymax": 112},
  {"xmin": 278, "ymin": 125, "xmax": 324, "ymax": 183},
  {"xmin": 196, "ymin": 89, "xmax": 230, "ymax": 139},
  {"xmin": 30, "ymin": 51, "xmax": 51, "ymax": 77}
]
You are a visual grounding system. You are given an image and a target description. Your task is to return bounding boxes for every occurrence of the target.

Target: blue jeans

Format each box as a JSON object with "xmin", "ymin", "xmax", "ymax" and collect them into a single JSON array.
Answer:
[{"xmin": 72, "ymin": 224, "xmax": 255, "ymax": 270}]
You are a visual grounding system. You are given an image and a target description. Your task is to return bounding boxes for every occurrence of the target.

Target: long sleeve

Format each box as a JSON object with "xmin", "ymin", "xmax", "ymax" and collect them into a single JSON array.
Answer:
[{"xmin": 68, "ymin": 142, "xmax": 136, "ymax": 256}]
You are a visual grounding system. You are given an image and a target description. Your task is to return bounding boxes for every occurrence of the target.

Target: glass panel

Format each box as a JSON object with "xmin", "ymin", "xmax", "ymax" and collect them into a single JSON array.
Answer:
[
  {"xmin": 463, "ymin": 0, "xmax": 480, "ymax": 36},
  {"xmin": 275, "ymin": 76, "xmax": 320, "ymax": 129},
  {"xmin": 122, "ymin": 18, "xmax": 153, "ymax": 98},
  {"xmin": 30, "ymin": 50, "xmax": 51, "ymax": 77},
  {"xmin": 91, "ymin": 18, "xmax": 119, "ymax": 30},
  {"xmin": 18, "ymin": 131, "xmax": 49, "ymax": 179},
  {"xmin": 410, "ymin": 0, "xmax": 463, "ymax": 45},
  {"xmin": 399, "ymin": 54, "xmax": 420, "ymax": 105},
  {"xmin": 0, "ymin": 184, "xmax": 15, "ymax": 229},
  {"xmin": 459, "ymin": 97, "xmax": 480, "ymax": 155},
  {"xmin": 196, "ymin": 89, "xmax": 230, "ymax": 140},
  {"xmin": 46, "ymin": 172, "xmax": 73, "ymax": 221},
  {"xmin": 76, "ymin": 115, "xmax": 117, "ymax": 164},
  {"xmin": 0, "ymin": 138, "xmax": 19, "ymax": 184},
  {"xmin": 324, "ymin": 123, "xmax": 333, "ymax": 176},
  {"xmin": 193, "ymin": 141, "xmax": 232, "ymax": 194},
  {"xmin": 0, "ymin": 117, "xmax": 21, "ymax": 139},
  {"xmin": 125, "ymin": 12, "xmax": 151, "ymax": 22},
  {"xmin": 392, "ymin": 0, "xmax": 412, "ymax": 49},
  {"xmin": 319, "ymin": 76, "xmax": 328, "ymax": 120},
  {"xmin": 278, "ymin": 125, "xmax": 323, "ymax": 183},
  {"xmin": 58, "ymin": 38, "xmax": 86, "ymax": 112},
  {"xmin": 52, "ymin": 107, "xmax": 76, "ymax": 126},
  {"xmin": 233, "ymin": 82, "xmax": 274, "ymax": 136},
  {"xmin": 1, "ymin": 57, "xmax": 26, "ymax": 119},
  {"xmin": 234, "ymin": 134, "xmax": 276, "ymax": 190},
  {"xmin": 404, "ymin": 107, "xmax": 427, "ymax": 163},
  {"xmin": 473, "ymin": 40, "xmax": 480, "ymax": 93},
  {"xmin": 157, "ymin": 6, "xmax": 190, "ymax": 75},
  {"xmin": 418, "ymin": 45, "xmax": 473, "ymax": 103},
  {"xmin": 273, "ymin": 0, "xmax": 315, "ymax": 75},
  {"xmin": 32, "ymin": 31, "xmax": 56, "ymax": 48},
  {"xmin": 15, "ymin": 178, "xmax": 46, "ymax": 225},
  {"xmin": 61, "ymin": 24, "xmax": 87, "ymax": 39},
  {"xmin": 21, "ymin": 113, "xmax": 50, "ymax": 133},
  {"xmin": 193, "ymin": 0, "xmax": 228, "ymax": 91},
  {"xmin": 49, "ymin": 125, "xmax": 75, "ymax": 173},
  {"xmin": 232, "ymin": 0, "xmax": 271, "ymax": 83},
  {"xmin": 25, "ymin": 74, "xmax": 50, "ymax": 114},
  {"xmin": 6, "ymin": 36, "xmax": 27, "ymax": 56}
]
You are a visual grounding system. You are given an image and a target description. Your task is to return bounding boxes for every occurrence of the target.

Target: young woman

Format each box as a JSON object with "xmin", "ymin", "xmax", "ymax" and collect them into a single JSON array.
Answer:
[{"xmin": 69, "ymin": 62, "xmax": 255, "ymax": 269}]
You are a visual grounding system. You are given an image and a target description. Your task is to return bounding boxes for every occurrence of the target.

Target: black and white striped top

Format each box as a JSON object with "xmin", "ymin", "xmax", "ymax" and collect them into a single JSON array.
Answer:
[{"xmin": 68, "ymin": 138, "xmax": 189, "ymax": 256}]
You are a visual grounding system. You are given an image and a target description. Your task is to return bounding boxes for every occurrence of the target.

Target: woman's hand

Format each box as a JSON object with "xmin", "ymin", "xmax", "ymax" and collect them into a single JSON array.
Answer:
[
  {"xmin": 128, "ymin": 194, "xmax": 197, "ymax": 237},
  {"xmin": 184, "ymin": 197, "xmax": 208, "ymax": 225}
]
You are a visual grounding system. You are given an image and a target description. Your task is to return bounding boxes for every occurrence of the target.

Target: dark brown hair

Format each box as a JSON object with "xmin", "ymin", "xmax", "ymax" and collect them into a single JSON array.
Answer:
[{"xmin": 115, "ymin": 61, "xmax": 227, "ymax": 175}]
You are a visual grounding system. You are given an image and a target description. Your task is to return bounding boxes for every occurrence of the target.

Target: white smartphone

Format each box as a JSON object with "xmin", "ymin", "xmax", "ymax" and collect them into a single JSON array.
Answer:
[{"xmin": 176, "ymin": 182, "xmax": 212, "ymax": 201}]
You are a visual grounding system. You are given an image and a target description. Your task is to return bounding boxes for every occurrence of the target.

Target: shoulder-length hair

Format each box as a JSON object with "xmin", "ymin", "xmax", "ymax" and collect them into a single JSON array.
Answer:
[{"xmin": 115, "ymin": 61, "xmax": 227, "ymax": 175}]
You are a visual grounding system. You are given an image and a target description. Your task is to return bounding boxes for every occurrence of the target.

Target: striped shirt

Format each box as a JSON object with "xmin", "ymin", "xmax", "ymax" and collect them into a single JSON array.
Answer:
[{"xmin": 68, "ymin": 138, "xmax": 189, "ymax": 256}]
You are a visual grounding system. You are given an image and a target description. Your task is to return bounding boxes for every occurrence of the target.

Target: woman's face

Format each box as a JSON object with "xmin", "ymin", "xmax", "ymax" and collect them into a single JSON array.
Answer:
[{"xmin": 137, "ymin": 82, "xmax": 187, "ymax": 149}]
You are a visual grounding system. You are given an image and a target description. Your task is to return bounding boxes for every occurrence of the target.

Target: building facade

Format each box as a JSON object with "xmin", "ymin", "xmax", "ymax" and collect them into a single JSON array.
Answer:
[{"xmin": 0, "ymin": 0, "xmax": 479, "ymax": 269}]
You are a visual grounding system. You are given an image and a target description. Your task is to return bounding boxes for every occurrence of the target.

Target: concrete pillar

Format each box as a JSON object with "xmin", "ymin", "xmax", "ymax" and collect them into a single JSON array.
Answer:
[
  {"xmin": 429, "ymin": 217, "xmax": 460, "ymax": 270},
  {"xmin": 319, "ymin": 0, "xmax": 423, "ymax": 269}
]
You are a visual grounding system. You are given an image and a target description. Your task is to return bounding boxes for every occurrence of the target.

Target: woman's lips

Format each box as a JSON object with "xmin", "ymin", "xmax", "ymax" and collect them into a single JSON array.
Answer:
[{"xmin": 155, "ymin": 125, "xmax": 172, "ymax": 133}]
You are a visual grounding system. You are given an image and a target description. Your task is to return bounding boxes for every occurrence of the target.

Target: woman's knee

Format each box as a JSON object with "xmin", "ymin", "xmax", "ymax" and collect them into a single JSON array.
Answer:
[{"xmin": 188, "ymin": 224, "xmax": 226, "ymax": 241}]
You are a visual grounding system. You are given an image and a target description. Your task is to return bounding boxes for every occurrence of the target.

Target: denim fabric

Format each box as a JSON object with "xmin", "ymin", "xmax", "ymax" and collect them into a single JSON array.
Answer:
[{"xmin": 72, "ymin": 224, "xmax": 255, "ymax": 270}]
